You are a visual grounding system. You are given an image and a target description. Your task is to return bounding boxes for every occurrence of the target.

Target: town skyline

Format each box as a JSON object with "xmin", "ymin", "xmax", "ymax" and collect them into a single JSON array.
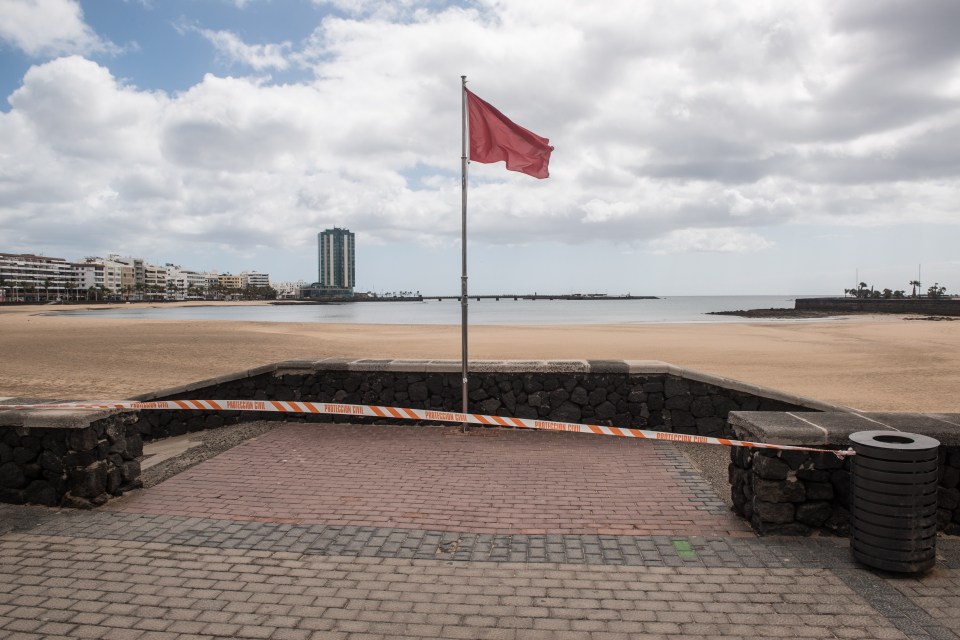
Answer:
[{"xmin": 1, "ymin": 1, "xmax": 959, "ymax": 295}]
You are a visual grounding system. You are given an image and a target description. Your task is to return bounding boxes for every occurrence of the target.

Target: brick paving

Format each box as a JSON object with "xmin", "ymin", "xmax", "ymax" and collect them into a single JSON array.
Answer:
[
  {"xmin": 1, "ymin": 422, "xmax": 958, "ymax": 639},
  {"xmin": 107, "ymin": 424, "xmax": 750, "ymax": 537}
]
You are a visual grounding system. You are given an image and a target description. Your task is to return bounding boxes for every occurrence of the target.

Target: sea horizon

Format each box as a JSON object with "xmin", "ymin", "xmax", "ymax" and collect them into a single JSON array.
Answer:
[{"xmin": 52, "ymin": 294, "xmax": 842, "ymax": 326}]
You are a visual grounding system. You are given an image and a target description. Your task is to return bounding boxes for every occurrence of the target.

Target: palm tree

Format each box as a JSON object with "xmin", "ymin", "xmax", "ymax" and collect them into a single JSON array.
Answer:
[
  {"xmin": 43, "ymin": 278, "xmax": 52, "ymax": 302},
  {"xmin": 909, "ymin": 280, "xmax": 921, "ymax": 298}
]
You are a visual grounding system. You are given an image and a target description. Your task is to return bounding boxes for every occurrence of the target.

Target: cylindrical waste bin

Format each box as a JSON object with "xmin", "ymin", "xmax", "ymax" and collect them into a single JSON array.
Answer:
[{"xmin": 849, "ymin": 430, "xmax": 939, "ymax": 573}]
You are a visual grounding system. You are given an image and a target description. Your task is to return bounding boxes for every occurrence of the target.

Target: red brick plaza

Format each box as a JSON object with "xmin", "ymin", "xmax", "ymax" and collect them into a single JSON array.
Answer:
[{"xmin": 109, "ymin": 423, "xmax": 750, "ymax": 538}]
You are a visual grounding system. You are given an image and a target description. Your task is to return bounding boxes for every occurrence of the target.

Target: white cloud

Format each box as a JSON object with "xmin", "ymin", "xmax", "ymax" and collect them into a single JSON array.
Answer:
[
  {"xmin": 0, "ymin": 0, "xmax": 117, "ymax": 57},
  {"xmin": 649, "ymin": 228, "xmax": 774, "ymax": 254},
  {"xmin": 0, "ymin": 0, "xmax": 959, "ymax": 287},
  {"xmin": 187, "ymin": 26, "xmax": 292, "ymax": 71}
]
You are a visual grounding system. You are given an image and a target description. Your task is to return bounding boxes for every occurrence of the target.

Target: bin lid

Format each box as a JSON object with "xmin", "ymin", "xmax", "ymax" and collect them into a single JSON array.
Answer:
[{"xmin": 850, "ymin": 430, "xmax": 940, "ymax": 456}]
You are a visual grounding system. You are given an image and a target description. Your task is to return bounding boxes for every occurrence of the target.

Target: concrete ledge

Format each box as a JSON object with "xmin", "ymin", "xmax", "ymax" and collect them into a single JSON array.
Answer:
[
  {"xmin": 0, "ymin": 407, "xmax": 122, "ymax": 429},
  {"xmin": 422, "ymin": 360, "xmax": 465, "ymax": 373},
  {"xmin": 731, "ymin": 411, "xmax": 960, "ymax": 446},
  {"xmin": 340, "ymin": 359, "xmax": 396, "ymax": 372},
  {"xmin": 623, "ymin": 360, "xmax": 672, "ymax": 373},
  {"xmin": 586, "ymin": 360, "xmax": 630, "ymax": 374}
]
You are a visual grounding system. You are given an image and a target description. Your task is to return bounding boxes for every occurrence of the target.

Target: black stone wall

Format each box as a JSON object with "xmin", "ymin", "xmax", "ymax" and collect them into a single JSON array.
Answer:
[
  {"xmin": 2, "ymin": 362, "xmax": 832, "ymax": 509},
  {"xmin": 729, "ymin": 445, "xmax": 960, "ymax": 536},
  {"xmin": 137, "ymin": 369, "xmax": 816, "ymax": 442},
  {"xmin": 0, "ymin": 413, "xmax": 141, "ymax": 508}
]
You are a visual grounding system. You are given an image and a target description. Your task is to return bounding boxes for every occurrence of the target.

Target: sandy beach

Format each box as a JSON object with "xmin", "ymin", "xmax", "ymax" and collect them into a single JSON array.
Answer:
[{"xmin": 1, "ymin": 301, "xmax": 959, "ymax": 412}]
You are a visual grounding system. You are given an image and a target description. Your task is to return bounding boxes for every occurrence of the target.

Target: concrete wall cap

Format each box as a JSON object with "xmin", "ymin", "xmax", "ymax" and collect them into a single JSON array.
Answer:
[
  {"xmin": 586, "ymin": 360, "xmax": 630, "ymax": 374},
  {"xmin": 271, "ymin": 360, "xmax": 320, "ymax": 374},
  {"xmin": 347, "ymin": 358, "xmax": 416, "ymax": 373},
  {"xmin": 848, "ymin": 413, "xmax": 960, "ymax": 446},
  {"xmin": 313, "ymin": 357, "xmax": 352, "ymax": 371},
  {"xmin": 727, "ymin": 411, "xmax": 960, "ymax": 447},
  {"xmin": 245, "ymin": 363, "xmax": 281, "ymax": 377},
  {"xmin": 729, "ymin": 411, "xmax": 831, "ymax": 445},
  {"xmin": 469, "ymin": 360, "xmax": 552, "ymax": 372},
  {"xmin": 624, "ymin": 360, "xmax": 672, "ymax": 374},
  {"xmin": 0, "ymin": 408, "xmax": 122, "ymax": 429},
  {"xmin": 422, "ymin": 360, "xmax": 463, "ymax": 373}
]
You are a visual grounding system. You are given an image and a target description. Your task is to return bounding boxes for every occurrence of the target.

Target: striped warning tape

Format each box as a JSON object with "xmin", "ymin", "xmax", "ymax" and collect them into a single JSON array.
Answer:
[{"xmin": 0, "ymin": 399, "xmax": 855, "ymax": 457}]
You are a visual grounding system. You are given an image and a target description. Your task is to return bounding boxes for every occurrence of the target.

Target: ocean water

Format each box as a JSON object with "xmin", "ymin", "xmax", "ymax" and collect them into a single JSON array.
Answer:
[{"xmin": 56, "ymin": 295, "xmax": 834, "ymax": 325}]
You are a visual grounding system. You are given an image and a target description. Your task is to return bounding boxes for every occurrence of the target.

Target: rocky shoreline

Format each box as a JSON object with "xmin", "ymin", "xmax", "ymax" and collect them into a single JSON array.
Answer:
[
  {"xmin": 710, "ymin": 307, "xmax": 960, "ymax": 320},
  {"xmin": 706, "ymin": 308, "xmax": 848, "ymax": 319}
]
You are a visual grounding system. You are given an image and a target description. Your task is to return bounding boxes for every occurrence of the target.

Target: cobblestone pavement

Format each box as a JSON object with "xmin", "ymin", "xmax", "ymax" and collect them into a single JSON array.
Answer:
[{"xmin": 1, "ymin": 423, "xmax": 959, "ymax": 639}]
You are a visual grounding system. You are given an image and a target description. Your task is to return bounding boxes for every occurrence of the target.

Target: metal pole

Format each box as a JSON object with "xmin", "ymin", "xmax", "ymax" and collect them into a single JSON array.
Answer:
[{"xmin": 460, "ymin": 75, "xmax": 470, "ymax": 432}]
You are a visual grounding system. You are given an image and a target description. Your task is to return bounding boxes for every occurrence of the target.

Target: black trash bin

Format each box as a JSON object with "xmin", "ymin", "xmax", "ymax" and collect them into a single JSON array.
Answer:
[{"xmin": 849, "ymin": 430, "xmax": 940, "ymax": 573}]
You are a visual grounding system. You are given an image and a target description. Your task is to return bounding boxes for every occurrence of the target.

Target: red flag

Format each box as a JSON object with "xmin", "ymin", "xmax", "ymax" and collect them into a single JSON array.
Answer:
[{"xmin": 466, "ymin": 88, "xmax": 554, "ymax": 179}]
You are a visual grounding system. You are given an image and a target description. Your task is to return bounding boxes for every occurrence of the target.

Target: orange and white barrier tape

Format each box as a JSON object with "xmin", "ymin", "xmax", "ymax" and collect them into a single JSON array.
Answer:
[{"xmin": 0, "ymin": 399, "xmax": 855, "ymax": 457}]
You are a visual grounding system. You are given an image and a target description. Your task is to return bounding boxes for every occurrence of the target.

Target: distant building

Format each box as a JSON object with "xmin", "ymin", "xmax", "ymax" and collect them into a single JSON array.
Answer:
[
  {"xmin": 82, "ymin": 257, "xmax": 125, "ymax": 293},
  {"xmin": 165, "ymin": 264, "xmax": 208, "ymax": 300},
  {"xmin": 242, "ymin": 272, "xmax": 270, "ymax": 289},
  {"xmin": 1, "ymin": 250, "xmax": 271, "ymax": 302},
  {"xmin": 73, "ymin": 262, "xmax": 105, "ymax": 294},
  {"xmin": 0, "ymin": 252, "xmax": 75, "ymax": 301},
  {"xmin": 273, "ymin": 279, "xmax": 306, "ymax": 299},
  {"xmin": 314, "ymin": 227, "xmax": 355, "ymax": 298},
  {"xmin": 104, "ymin": 255, "xmax": 148, "ymax": 298},
  {"xmin": 217, "ymin": 273, "xmax": 244, "ymax": 291}
]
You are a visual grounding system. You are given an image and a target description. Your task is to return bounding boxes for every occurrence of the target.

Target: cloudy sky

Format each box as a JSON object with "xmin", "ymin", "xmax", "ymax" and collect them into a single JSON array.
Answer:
[{"xmin": 1, "ymin": 0, "xmax": 958, "ymax": 295}]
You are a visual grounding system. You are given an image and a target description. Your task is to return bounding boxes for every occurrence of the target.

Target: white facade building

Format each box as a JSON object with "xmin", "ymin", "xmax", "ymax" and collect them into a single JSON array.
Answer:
[
  {"xmin": 273, "ymin": 279, "xmax": 306, "ymax": 299},
  {"xmin": 164, "ymin": 264, "xmax": 209, "ymax": 300},
  {"xmin": 0, "ymin": 253, "xmax": 75, "ymax": 301},
  {"xmin": 242, "ymin": 272, "xmax": 270, "ymax": 289},
  {"xmin": 2, "ymin": 251, "xmax": 286, "ymax": 302}
]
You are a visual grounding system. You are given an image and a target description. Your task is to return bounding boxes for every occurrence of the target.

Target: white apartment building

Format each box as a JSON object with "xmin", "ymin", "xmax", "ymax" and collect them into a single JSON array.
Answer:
[
  {"xmin": 73, "ymin": 262, "xmax": 104, "ymax": 295},
  {"xmin": 204, "ymin": 273, "xmax": 221, "ymax": 293},
  {"xmin": 0, "ymin": 253, "xmax": 75, "ymax": 301},
  {"xmin": 242, "ymin": 272, "xmax": 270, "ymax": 288},
  {"xmin": 83, "ymin": 259, "xmax": 125, "ymax": 293},
  {"xmin": 273, "ymin": 279, "xmax": 306, "ymax": 299},
  {"xmin": 143, "ymin": 264, "xmax": 166, "ymax": 296},
  {"xmin": 164, "ymin": 264, "xmax": 209, "ymax": 300},
  {"xmin": 3, "ymin": 251, "xmax": 280, "ymax": 302}
]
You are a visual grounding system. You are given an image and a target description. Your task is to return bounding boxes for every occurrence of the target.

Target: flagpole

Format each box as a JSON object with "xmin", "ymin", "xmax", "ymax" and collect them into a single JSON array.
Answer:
[{"xmin": 460, "ymin": 75, "xmax": 470, "ymax": 433}]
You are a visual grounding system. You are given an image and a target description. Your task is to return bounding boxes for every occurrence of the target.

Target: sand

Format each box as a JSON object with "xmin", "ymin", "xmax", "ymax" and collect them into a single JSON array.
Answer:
[{"xmin": 1, "ymin": 301, "xmax": 959, "ymax": 412}]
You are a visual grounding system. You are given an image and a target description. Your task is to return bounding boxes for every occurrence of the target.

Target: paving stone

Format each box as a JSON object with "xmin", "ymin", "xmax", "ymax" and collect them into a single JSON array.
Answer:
[{"xmin": 2, "ymin": 426, "xmax": 960, "ymax": 640}]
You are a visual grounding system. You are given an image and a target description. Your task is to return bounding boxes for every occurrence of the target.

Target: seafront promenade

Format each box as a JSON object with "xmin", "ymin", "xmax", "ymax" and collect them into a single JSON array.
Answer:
[
  {"xmin": 2, "ymin": 422, "xmax": 958, "ymax": 639},
  {"xmin": 2, "ymin": 304, "xmax": 960, "ymax": 637}
]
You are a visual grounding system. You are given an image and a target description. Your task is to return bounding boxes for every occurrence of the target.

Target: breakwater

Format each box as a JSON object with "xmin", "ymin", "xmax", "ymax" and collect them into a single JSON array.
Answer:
[{"xmin": 795, "ymin": 297, "xmax": 960, "ymax": 315}]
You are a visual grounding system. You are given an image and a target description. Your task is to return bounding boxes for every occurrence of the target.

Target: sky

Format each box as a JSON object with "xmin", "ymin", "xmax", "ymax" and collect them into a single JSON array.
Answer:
[{"xmin": 1, "ymin": 0, "xmax": 958, "ymax": 296}]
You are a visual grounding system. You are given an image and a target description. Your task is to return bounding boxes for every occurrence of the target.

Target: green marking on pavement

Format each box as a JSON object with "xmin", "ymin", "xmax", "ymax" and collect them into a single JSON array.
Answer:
[{"xmin": 671, "ymin": 539, "xmax": 697, "ymax": 559}]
